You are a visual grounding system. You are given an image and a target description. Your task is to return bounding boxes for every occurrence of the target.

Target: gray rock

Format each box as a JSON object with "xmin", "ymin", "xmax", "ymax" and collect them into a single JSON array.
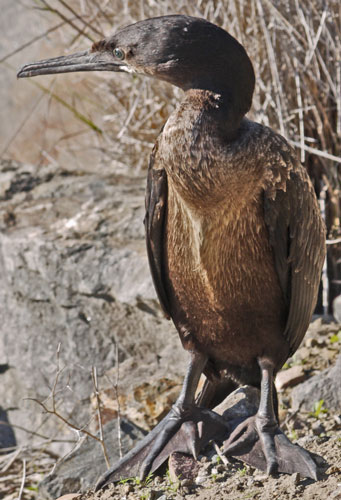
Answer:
[
  {"xmin": 0, "ymin": 159, "xmax": 187, "ymax": 454},
  {"xmin": 291, "ymin": 354, "xmax": 341, "ymax": 412},
  {"xmin": 214, "ymin": 385, "xmax": 260, "ymax": 421},
  {"xmin": 39, "ymin": 417, "xmax": 146, "ymax": 499}
]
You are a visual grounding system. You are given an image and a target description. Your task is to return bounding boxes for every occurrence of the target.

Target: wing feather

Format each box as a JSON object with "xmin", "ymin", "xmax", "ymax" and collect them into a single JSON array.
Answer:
[
  {"xmin": 144, "ymin": 141, "xmax": 170, "ymax": 318},
  {"xmin": 264, "ymin": 138, "xmax": 326, "ymax": 355}
]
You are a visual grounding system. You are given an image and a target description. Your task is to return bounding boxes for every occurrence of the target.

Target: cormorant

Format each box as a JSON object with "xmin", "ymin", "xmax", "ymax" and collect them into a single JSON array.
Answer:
[{"xmin": 18, "ymin": 15, "xmax": 326, "ymax": 487}]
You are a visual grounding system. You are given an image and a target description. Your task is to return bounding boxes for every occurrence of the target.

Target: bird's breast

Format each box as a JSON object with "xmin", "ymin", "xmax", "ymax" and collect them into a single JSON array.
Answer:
[{"xmin": 165, "ymin": 180, "xmax": 275, "ymax": 308}]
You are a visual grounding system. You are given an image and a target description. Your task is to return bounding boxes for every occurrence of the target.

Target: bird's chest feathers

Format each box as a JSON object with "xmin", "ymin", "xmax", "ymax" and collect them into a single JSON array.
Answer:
[
  {"xmin": 158, "ymin": 99, "xmax": 265, "ymax": 216},
  {"xmin": 165, "ymin": 186, "xmax": 275, "ymax": 318},
  {"xmin": 160, "ymin": 104, "xmax": 225, "ymax": 202}
]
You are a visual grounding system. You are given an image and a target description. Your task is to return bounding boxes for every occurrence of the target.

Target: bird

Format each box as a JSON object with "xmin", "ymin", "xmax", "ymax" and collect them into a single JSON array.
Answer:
[{"xmin": 18, "ymin": 14, "xmax": 326, "ymax": 488}]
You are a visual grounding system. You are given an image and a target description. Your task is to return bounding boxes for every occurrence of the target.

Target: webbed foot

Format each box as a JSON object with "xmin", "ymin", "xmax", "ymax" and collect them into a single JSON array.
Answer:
[
  {"xmin": 224, "ymin": 413, "xmax": 319, "ymax": 479},
  {"xmin": 95, "ymin": 403, "xmax": 229, "ymax": 490}
]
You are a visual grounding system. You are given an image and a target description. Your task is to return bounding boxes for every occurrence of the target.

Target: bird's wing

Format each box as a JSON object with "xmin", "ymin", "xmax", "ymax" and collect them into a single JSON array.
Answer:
[
  {"xmin": 263, "ymin": 134, "xmax": 326, "ymax": 355},
  {"xmin": 144, "ymin": 140, "xmax": 170, "ymax": 318}
]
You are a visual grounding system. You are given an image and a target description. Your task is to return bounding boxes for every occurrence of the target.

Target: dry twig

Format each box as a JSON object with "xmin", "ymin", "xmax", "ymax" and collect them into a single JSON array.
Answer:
[
  {"xmin": 105, "ymin": 343, "xmax": 123, "ymax": 459},
  {"xmin": 17, "ymin": 459, "xmax": 26, "ymax": 500},
  {"xmin": 92, "ymin": 366, "xmax": 110, "ymax": 468}
]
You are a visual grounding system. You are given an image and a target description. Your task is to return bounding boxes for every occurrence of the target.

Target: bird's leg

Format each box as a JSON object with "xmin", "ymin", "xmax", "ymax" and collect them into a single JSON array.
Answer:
[
  {"xmin": 255, "ymin": 359, "xmax": 280, "ymax": 474},
  {"xmin": 95, "ymin": 351, "xmax": 230, "ymax": 490},
  {"xmin": 223, "ymin": 357, "xmax": 319, "ymax": 480},
  {"xmin": 138, "ymin": 351, "xmax": 208, "ymax": 479}
]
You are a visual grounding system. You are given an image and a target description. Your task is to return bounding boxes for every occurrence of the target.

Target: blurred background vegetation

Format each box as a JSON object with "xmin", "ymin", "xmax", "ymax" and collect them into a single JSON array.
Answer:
[{"xmin": 1, "ymin": 0, "xmax": 340, "ymax": 310}]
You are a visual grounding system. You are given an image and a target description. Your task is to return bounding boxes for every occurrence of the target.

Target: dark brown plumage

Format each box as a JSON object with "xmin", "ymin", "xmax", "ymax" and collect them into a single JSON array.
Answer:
[{"xmin": 17, "ymin": 14, "xmax": 326, "ymax": 486}]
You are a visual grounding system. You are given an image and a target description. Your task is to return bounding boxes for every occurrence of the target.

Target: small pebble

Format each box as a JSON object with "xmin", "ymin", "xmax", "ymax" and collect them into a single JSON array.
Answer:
[
  {"xmin": 296, "ymin": 435, "xmax": 315, "ymax": 447},
  {"xmin": 181, "ymin": 478, "xmax": 193, "ymax": 487},
  {"xmin": 312, "ymin": 420, "xmax": 325, "ymax": 435},
  {"xmin": 195, "ymin": 475, "xmax": 207, "ymax": 485},
  {"xmin": 292, "ymin": 417, "xmax": 305, "ymax": 430},
  {"xmin": 216, "ymin": 464, "xmax": 226, "ymax": 473},
  {"xmin": 254, "ymin": 474, "xmax": 268, "ymax": 481},
  {"xmin": 316, "ymin": 435, "xmax": 329, "ymax": 444},
  {"xmin": 55, "ymin": 495, "xmax": 80, "ymax": 500},
  {"xmin": 305, "ymin": 337, "xmax": 318, "ymax": 347},
  {"xmin": 331, "ymin": 487, "xmax": 341, "ymax": 498}
]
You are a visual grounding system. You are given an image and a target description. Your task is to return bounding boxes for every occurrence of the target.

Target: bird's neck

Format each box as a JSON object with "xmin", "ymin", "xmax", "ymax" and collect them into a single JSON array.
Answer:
[
  {"xmin": 181, "ymin": 88, "xmax": 245, "ymax": 141},
  {"xmin": 161, "ymin": 88, "xmax": 245, "ymax": 153}
]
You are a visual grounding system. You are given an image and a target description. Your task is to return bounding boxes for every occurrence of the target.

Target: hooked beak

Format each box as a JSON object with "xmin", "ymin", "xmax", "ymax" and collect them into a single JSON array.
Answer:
[{"xmin": 17, "ymin": 49, "xmax": 126, "ymax": 78}]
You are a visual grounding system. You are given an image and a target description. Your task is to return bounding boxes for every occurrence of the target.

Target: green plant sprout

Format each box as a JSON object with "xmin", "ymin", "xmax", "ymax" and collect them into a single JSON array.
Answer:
[
  {"xmin": 238, "ymin": 466, "xmax": 247, "ymax": 476},
  {"xmin": 330, "ymin": 331, "xmax": 341, "ymax": 344},
  {"xmin": 309, "ymin": 399, "xmax": 328, "ymax": 419}
]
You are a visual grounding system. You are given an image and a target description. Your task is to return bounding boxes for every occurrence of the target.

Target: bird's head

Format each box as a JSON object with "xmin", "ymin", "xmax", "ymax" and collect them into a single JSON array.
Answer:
[{"xmin": 18, "ymin": 15, "xmax": 255, "ymax": 117}]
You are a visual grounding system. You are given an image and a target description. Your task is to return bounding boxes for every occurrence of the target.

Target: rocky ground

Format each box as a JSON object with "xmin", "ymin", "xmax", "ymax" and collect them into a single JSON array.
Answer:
[
  {"xmin": 0, "ymin": 317, "xmax": 340, "ymax": 500},
  {"xmin": 63, "ymin": 319, "xmax": 341, "ymax": 500},
  {"xmin": 0, "ymin": 157, "xmax": 187, "ymax": 453}
]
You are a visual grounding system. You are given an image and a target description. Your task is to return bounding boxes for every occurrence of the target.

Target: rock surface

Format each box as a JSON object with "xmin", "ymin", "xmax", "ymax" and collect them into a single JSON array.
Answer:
[
  {"xmin": 291, "ymin": 354, "xmax": 341, "ymax": 412},
  {"xmin": 0, "ymin": 158, "xmax": 187, "ymax": 453},
  {"xmin": 39, "ymin": 418, "xmax": 146, "ymax": 499}
]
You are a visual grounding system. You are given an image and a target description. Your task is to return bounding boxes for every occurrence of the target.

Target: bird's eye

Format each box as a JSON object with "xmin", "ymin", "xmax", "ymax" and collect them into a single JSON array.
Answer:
[{"xmin": 113, "ymin": 48, "xmax": 125, "ymax": 60}]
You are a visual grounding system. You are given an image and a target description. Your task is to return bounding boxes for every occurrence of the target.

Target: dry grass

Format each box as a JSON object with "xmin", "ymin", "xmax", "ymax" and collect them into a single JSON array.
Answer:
[{"xmin": 0, "ymin": 444, "xmax": 57, "ymax": 500}]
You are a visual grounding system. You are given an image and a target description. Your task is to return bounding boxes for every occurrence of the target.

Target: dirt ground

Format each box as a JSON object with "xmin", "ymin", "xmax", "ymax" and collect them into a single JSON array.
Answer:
[
  {"xmin": 78, "ymin": 433, "xmax": 341, "ymax": 500},
  {"xmin": 74, "ymin": 320, "xmax": 341, "ymax": 500}
]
